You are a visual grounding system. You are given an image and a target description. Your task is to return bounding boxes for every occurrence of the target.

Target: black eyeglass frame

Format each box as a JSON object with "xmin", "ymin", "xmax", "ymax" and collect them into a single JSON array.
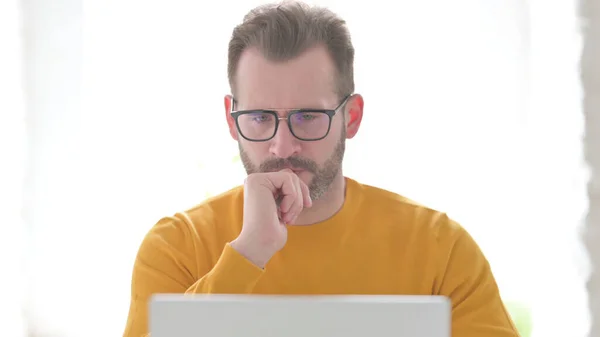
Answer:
[{"xmin": 230, "ymin": 95, "xmax": 352, "ymax": 142}]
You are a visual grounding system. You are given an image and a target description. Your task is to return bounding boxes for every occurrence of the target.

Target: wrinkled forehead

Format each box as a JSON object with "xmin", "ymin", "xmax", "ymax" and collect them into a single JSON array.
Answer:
[{"xmin": 234, "ymin": 46, "xmax": 338, "ymax": 110}]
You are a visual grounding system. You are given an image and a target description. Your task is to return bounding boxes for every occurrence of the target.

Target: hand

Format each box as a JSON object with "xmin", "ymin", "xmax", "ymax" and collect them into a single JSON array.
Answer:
[{"xmin": 230, "ymin": 169, "xmax": 312, "ymax": 268}]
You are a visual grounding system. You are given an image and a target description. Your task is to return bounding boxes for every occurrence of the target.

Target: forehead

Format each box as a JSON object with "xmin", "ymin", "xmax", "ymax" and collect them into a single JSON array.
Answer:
[{"xmin": 235, "ymin": 45, "xmax": 337, "ymax": 109}]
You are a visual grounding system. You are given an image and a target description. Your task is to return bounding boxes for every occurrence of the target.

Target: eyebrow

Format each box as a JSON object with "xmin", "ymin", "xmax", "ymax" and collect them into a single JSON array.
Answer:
[{"xmin": 232, "ymin": 98, "xmax": 330, "ymax": 111}]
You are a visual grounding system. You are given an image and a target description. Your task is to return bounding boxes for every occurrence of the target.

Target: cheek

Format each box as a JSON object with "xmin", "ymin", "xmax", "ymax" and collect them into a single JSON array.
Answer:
[
  {"xmin": 328, "ymin": 116, "xmax": 345, "ymax": 137},
  {"xmin": 241, "ymin": 141, "xmax": 269, "ymax": 160},
  {"xmin": 327, "ymin": 120, "xmax": 345, "ymax": 143},
  {"xmin": 305, "ymin": 137, "xmax": 338, "ymax": 160}
]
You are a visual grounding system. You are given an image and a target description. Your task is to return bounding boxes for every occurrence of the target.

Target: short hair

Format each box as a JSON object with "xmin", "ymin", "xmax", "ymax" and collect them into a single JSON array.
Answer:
[{"xmin": 227, "ymin": 0, "xmax": 355, "ymax": 99}]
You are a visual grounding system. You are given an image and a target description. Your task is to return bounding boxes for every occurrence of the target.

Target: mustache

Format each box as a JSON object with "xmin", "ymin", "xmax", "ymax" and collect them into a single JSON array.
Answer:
[{"xmin": 259, "ymin": 156, "xmax": 318, "ymax": 173}]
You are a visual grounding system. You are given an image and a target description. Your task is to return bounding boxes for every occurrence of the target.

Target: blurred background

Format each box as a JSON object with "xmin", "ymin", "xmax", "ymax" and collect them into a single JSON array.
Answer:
[{"xmin": 0, "ymin": 0, "xmax": 597, "ymax": 336}]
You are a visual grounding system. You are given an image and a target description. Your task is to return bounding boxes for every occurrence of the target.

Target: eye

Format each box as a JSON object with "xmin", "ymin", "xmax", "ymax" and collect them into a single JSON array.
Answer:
[
  {"xmin": 299, "ymin": 113, "xmax": 316, "ymax": 121},
  {"xmin": 249, "ymin": 113, "xmax": 272, "ymax": 123},
  {"xmin": 293, "ymin": 112, "xmax": 321, "ymax": 123}
]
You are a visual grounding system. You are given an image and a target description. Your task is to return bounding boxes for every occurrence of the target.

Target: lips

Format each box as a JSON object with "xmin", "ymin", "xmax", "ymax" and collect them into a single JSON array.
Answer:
[
  {"xmin": 265, "ymin": 167, "xmax": 303, "ymax": 174},
  {"xmin": 284, "ymin": 167, "xmax": 304, "ymax": 174}
]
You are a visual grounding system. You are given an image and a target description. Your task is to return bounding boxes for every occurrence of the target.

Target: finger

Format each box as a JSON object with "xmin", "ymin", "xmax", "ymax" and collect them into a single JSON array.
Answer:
[
  {"xmin": 285, "ymin": 174, "xmax": 304, "ymax": 224},
  {"xmin": 274, "ymin": 170, "xmax": 297, "ymax": 214},
  {"xmin": 298, "ymin": 179, "xmax": 312, "ymax": 208}
]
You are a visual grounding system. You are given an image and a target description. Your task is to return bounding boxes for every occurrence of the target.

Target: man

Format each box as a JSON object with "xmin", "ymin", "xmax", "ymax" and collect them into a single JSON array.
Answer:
[{"xmin": 123, "ymin": 1, "xmax": 521, "ymax": 336}]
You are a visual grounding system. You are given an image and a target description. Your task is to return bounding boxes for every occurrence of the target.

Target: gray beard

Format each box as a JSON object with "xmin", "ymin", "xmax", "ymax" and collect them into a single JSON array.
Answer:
[{"xmin": 238, "ymin": 131, "xmax": 346, "ymax": 202}]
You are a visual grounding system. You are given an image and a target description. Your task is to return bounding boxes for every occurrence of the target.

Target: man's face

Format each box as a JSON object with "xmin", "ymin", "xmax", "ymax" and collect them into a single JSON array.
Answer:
[{"xmin": 225, "ymin": 45, "xmax": 358, "ymax": 201}]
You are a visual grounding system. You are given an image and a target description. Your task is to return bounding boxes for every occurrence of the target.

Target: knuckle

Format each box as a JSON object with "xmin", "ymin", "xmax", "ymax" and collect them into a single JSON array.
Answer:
[{"xmin": 285, "ymin": 174, "xmax": 295, "ymax": 185}]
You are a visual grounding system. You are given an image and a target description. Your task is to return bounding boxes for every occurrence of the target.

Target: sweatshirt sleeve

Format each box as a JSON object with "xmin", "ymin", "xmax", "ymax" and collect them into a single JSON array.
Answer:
[
  {"xmin": 434, "ymin": 219, "xmax": 521, "ymax": 337},
  {"xmin": 122, "ymin": 215, "xmax": 264, "ymax": 337}
]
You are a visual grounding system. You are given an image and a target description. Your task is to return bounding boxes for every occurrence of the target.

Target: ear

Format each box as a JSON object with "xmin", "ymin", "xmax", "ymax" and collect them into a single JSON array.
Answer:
[
  {"xmin": 344, "ymin": 94, "xmax": 364, "ymax": 139},
  {"xmin": 224, "ymin": 94, "xmax": 238, "ymax": 141}
]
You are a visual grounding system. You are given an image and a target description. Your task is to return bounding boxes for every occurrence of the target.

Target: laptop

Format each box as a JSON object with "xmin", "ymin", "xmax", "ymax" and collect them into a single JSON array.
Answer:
[{"xmin": 149, "ymin": 294, "xmax": 451, "ymax": 337}]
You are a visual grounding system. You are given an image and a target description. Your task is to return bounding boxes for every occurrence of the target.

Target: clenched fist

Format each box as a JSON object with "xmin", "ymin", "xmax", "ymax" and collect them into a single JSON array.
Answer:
[{"xmin": 230, "ymin": 169, "xmax": 312, "ymax": 268}]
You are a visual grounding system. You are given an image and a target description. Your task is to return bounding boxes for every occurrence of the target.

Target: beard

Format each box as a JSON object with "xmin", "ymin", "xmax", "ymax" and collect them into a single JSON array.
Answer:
[{"xmin": 239, "ymin": 129, "xmax": 346, "ymax": 202}]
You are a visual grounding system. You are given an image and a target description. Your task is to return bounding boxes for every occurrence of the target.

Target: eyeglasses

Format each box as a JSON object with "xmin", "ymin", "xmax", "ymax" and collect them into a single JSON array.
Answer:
[{"xmin": 230, "ymin": 95, "xmax": 351, "ymax": 142}]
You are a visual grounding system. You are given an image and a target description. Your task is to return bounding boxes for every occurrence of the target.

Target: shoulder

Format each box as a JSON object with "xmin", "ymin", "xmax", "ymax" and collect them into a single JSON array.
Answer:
[
  {"xmin": 348, "ymin": 177, "xmax": 465, "ymax": 240},
  {"xmin": 348, "ymin": 178, "xmax": 496, "ymax": 293},
  {"xmin": 138, "ymin": 185, "xmax": 245, "ymax": 260},
  {"xmin": 182, "ymin": 184, "xmax": 245, "ymax": 232}
]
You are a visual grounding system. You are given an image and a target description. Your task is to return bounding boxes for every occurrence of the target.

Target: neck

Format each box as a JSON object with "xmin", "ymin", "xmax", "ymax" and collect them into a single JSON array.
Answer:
[{"xmin": 294, "ymin": 172, "xmax": 346, "ymax": 225}]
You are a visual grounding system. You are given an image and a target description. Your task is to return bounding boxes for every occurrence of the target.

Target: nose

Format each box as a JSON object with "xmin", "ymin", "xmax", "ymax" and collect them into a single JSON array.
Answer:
[{"xmin": 269, "ymin": 119, "xmax": 301, "ymax": 158}]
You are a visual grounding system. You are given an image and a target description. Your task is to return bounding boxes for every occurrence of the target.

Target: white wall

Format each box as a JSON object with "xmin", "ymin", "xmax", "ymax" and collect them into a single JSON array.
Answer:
[
  {"xmin": 17, "ymin": 0, "xmax": 594, "ymax": 336},
  {"xmin": 582, "ymin": 0, "xmax": 599, "ymax": 335},
  {"xmin": 0, "ymin": 0, "xmax": 27, "ymax": 335},
  {"xmin": 21, "ymin": 0, "xmax": 84, "ymax": 335}
]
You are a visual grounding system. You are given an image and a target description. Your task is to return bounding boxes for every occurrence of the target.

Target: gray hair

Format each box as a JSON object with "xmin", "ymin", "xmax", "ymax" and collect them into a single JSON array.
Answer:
[{"xmin": 227, "ymin": 1, "xmax": 355, "ymax": 99}]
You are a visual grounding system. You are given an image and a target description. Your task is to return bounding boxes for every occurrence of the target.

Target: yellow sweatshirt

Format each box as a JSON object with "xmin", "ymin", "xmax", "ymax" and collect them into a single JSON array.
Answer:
[{"xmin": 123, "ymin": 177, "xmax": 520, "ymax": 337}]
